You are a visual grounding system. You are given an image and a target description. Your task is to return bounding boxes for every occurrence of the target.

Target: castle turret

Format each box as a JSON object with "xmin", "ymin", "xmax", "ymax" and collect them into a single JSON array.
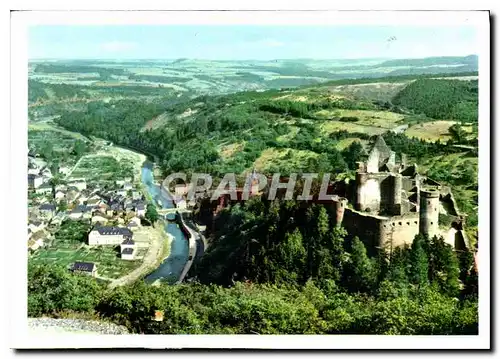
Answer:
[
  {"xmin": 419, "ymin": 188, "xmax": 440, "ymax": 238},
  {"xmin": 400, "ymin": 153, "xmax": 407, "ymax": 171},
  {"xmin": 355, "ymin": 172, "xmax": 368, "ymax": 211},
  {"xmin": 333, "ymin": 197, "xmax": 348, "ymax": 227},
  {"xmin": 391, "ymin": 174, "xmax": 402, "ymax": 215}
]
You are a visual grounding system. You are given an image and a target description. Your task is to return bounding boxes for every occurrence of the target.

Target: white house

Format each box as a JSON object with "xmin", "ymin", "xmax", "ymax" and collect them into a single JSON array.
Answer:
[
  {"xmin": 55, "ymin": 184, "xmax": 68, "ymax": 192},
  {"xmin": 55, "ymin": 190, "xmax": 66, "ymax": 201},
  {"xmin": 121, "ymin": 247, "xmax": 135, "ymax": 260},
  {"xmin": 40, "ymin": 167, "xmax": 53, "ymax": 179},
  {"xmin": 28, "ymin": 221, "xmax": 46, "ymax": 233},
  {"xmin": 86, "ymin": 195, "xmax": 102, "ymax": 206},
  {"xmin": 28, "ymin": 230, "xmax": 48, "ymax": 251},
  {"xmin": 69, "ymin": 207, "xmax": 83, "ymax": 220},
  {"xmin": 50, "ymin": 212, "xmax": 66, "ymax": 226},
  {"xmin": 135, "ymin": 203, "xmax": 146, "ymax": 217},
  {"xmin": 120, "ymin": 237, "xmax": 135, "ymax": 252},
  {"xmin": 88, "ymin": 226, "xmax": 133, "ymax": 246},
  {"xmin": 28, "ymin": 174, "xmax": 44, "ymax": 189},
  {"xmin": 72, "ymin": 262, "xmax": 97, "ymax": 277},
  {"xmin": 115, "ymin": 189, "xmax": 127, "ymax": 197}
]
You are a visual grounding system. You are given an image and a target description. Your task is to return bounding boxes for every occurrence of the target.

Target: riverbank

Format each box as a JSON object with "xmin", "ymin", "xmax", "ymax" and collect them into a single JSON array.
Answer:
[
  {"xmin": 176, "ymin": 213, "xmax": 199, "ymax": 284},
  {"xmin": 108, "ymin": 223, "xmax": 171, "ymax": 289}
]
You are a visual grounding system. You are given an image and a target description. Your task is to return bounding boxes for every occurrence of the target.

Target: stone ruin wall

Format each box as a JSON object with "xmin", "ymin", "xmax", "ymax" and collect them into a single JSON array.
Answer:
[{"xmin": 334, "ymin": 205, "xmax": 420, "ymax": 254}]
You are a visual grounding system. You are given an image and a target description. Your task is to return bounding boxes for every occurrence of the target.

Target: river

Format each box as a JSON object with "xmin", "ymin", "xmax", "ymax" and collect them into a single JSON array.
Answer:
[{"xmin": 140, "ymin": 163, "xmax": 189, "ymax": 284}]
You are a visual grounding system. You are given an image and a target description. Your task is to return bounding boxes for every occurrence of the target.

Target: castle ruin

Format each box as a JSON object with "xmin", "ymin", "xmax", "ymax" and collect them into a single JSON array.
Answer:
[{"xmin": 332, "ymin": 136, "xmax": 467, "ymax": 252}]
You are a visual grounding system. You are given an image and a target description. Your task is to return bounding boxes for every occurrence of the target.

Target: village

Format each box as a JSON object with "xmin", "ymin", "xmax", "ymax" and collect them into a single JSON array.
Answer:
[{"xmin": 26, "ymin": 143, "xmax": 165, "ymax": 280}]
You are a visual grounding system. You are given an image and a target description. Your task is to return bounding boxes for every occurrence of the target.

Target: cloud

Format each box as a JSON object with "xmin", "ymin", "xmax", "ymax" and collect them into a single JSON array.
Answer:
[{"xmin": 99, "ymin": 41, "xmax": 137, "ymax": 53}]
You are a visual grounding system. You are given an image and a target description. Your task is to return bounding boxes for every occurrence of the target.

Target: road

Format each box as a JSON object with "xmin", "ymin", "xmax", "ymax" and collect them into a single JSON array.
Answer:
[{"xmin": 176, "ymin": 214, "xmax": 199, "ymax": 284}]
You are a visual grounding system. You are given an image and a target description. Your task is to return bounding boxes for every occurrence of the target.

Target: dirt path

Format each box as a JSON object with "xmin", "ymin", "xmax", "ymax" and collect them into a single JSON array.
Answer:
[{"xmin": 108, "ymin": 225, "xmax": 171, "ymax": 289}]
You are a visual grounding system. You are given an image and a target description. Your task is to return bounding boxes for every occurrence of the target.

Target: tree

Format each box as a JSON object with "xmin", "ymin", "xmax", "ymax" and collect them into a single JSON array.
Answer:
[
  {"xmin": 145, "ymin": 204, "xmax": 159, "ymax": 225},
  {"xmin": 344, "ymin": 237, "xmax": 377, "ymax": 293},
  {"xmin": 28, "ymin": 263, "xmax": 101, "ymax": 317},
  {"xmin": 342, "ymin": 141, "xmax": 366, "ymax": 170},
  {"xmin": 57, "ymin": 200, "xmax": 68, "ymax": 212},
  {"xmin": 72, "ymin": 140, "xmax": 88, "ymax": 157},
  {"xmin": 448, "ymin": 124, "xmax": 467, "ymax": 144},
  {"xmin": 408, "ymin": 235, "xmax": 429, "ymax": 287},
  {"xmin": 277, "ymin": 228, "xmax": 306, "ymax": 283},
  {"xmin": 424, "ymin": 236, "xmax": 461, "ymax": 297}
]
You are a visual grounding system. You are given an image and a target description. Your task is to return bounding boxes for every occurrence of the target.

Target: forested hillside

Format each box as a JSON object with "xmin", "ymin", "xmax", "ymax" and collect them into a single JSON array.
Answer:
[
  {"xmin": 54, "ymin": 74, "xmax": 473, "ymax": 178},
  {"xmin": 392, "ymin": 79, "xmax": 478, "ymax": 122},
  {"xmin": 28, "ymin": 251, "xmax": 477, "ymax": 334}
]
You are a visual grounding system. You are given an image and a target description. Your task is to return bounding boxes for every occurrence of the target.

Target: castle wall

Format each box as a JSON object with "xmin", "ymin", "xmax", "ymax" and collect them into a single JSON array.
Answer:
[
  {"xmin": 402, "ymin": 176, "xmax": 415, "ymax": 192},
  {"xmin": 366, "ymin": 148, "xmax": 380, "ymax": 173},
  {"xmin": 342, "ymin": 208, "xmax": 384, "ymax": 250},
  {"xmin": 380, "ymin": 214, "xmax": 420, "ymax": 249},
  {"xmin": 357, "ymin": 172, "xmax": 405, "ymax": 216},
  {"xmin": 356, "ymin": 174, "xmax": 381, "ymax": 212},
  {"xmin": 341, "ymin": 207, "xmax": 419, "ymax": 254}
]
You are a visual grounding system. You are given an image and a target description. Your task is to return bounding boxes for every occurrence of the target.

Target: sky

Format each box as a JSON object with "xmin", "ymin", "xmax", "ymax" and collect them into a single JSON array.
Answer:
[{"xmin": 29, "ymin": 25, "xmax": 478, "ymax": 60}]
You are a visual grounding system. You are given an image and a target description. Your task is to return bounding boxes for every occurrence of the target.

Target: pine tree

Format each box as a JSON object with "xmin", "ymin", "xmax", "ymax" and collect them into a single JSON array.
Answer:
[
  {"xmin": 278, "ymin": 228, "xmax": 306, "ymax": 280},
  {"xmin": 345, "ymin": 237, "xmax": 376, "ymax": 293},
  {"xmin": 409, "ymin": 235, "xmax": 429, "ymax": 287},
  {"xmin": 440, "ymin": 245, "xmax": 461, "ymax": 297},
  {"xmin": 428, "ymin": 236, "xmax": 461, "ymax": 297}
]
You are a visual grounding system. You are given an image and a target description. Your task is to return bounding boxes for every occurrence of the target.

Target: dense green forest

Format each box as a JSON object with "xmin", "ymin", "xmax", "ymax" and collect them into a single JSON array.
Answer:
[
  {"xmin": 33, "ymin": 64, "xmax": 128, "ymax": 80},
  {"xmin": 320, "ymin": 71, "xmax": 478, "ymax": 87},
  {"xmin": 28, "ymin": 80, "xmax": 182, "ymax": 105},
  {"xmin": 28, "ymin": 80, "xmax": 91, "ymax": 103},
  {"xmin": 392, "ymin": 79, "xmax": 478, "ymax": 122},
  {"xmin": 28, "ymin": 207, "xmax": 478, "ymax": 334},
  {"xmin": 192, "ymin": 197, "xmax": 476, "ymax": 290},
  {"xmin": 54, "ymin": 80, "xmax": 467, "ymax": 179}
]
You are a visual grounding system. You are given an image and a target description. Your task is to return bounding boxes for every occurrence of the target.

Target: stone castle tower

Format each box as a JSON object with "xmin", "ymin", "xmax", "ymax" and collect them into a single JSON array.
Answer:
[{"xmin": 419, "ymin": 188, "xmax": 440, "ymax": 238}]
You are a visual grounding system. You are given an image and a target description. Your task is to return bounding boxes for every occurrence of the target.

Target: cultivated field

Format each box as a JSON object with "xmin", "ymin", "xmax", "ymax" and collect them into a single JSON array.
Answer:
[
  {"xmin": 30, "ymin": 246, "xmax": 144, "ymax": 279},
  {"xmin": 335, "ymin": 137, "xmax": 369, "ymax": 150},
  {"xmin": 252, "ymin": 147, "xmax": 319, "ymax": 172},
  {"xmin": 67, "ymin": 155, "xmax": 134, "ymax": 184},
  {"xmin": 319, "ymin": 120, "xmax": 388, "ymax": 136},
  {"xmin": 315, "ymin": 109, "xmax": 405, "ymax": 128},
  {"xmin": 405, "ymin": 120, "xmax": 458, "ymax": 142}
]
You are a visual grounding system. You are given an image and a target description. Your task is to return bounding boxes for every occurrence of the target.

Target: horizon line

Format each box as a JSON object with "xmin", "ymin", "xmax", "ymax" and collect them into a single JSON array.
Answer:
[{"xmin": 28, "ymin": 54, "xmax": 478, "ymax": 62}]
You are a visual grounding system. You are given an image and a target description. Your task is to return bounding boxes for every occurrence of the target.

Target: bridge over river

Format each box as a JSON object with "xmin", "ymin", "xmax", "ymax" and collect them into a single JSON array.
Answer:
[{"xmin": 157, "ymin": 207, "xmax": 190, "ymax": 215}]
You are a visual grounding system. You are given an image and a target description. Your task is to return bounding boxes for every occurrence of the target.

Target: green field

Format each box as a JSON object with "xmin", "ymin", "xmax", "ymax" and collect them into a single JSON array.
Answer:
[
  {"xmin": 68, "ymin": 155, "xmax": 134, "ymax": 183},
  {"xmin": 252, "ymin": 147, "xmax": 319, "ymax": 173},
  {"xmin": 30, "ymin": 246, "xmax": 143, "ymax": 279},
  {"xmin": 28, "ymin": 125, "xmax": 91, "ymax": 168}
]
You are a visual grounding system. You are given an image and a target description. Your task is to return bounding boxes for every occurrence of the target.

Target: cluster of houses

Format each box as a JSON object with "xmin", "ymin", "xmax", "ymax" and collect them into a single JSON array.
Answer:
[
  {"xmin": 28, "ymin": 149, "xmax": 147, "ymax": 255},
  {"xmin": 70, "ymin": 225, "xmax": 138, "ymax": 277}
]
